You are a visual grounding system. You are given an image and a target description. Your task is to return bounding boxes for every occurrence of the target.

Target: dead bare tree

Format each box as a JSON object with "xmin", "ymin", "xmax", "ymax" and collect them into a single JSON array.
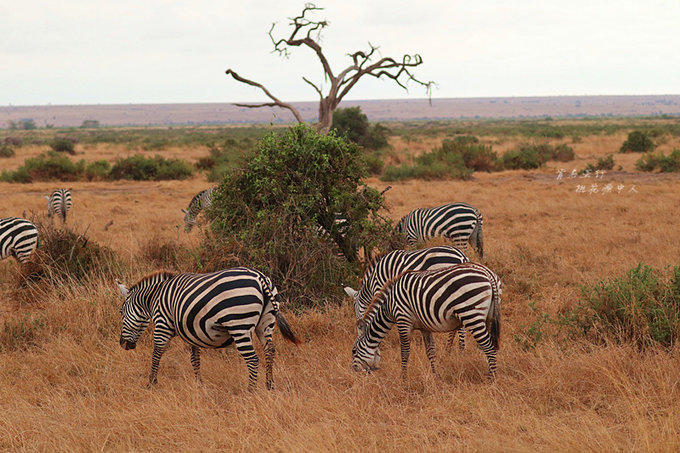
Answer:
[{"xmin": 225, "ymin": 3, "xmax": 434, "ymax": 133}]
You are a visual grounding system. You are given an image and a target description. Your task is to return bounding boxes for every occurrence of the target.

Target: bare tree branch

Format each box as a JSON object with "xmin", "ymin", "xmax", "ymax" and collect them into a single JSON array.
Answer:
[{"xmin": 225, "ymin": 69, "xmax": 305, "ymax": 123}]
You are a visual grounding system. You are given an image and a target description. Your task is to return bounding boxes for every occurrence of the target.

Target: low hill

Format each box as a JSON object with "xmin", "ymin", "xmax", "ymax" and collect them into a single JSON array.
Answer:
[{"xmin": 1, "ymin": 95, "xmax": 679, "ymax": 128}]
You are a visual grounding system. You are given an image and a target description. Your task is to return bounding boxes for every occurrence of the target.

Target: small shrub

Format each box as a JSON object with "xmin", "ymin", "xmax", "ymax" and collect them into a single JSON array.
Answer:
[
  {"xmin": 584, "ymin": 154, "xmax": 615, "ymax": 173},
  {"xmin": 0, "ymin": 144, "xmax": 15, "ymax": 158},
  {"xmin": 620, "ymin": 130, "xmax": 655, "ymax": 153},
  {"xmin": 109, "ymin": 155, "xmax": 194, "ymax": 181},
  {"xmin": 49, "ymin": 137, "xmax": 78, "ymax": 155},
  {"xmin": 0, "ymin": 152, "xmax": 85, "ymax": 183},
  {"xmin": 551, "ymin": 143, "xmax": 576, "ymax": 162},
  {"xmin": 636, "ymin": 149, "xmax": 680, "ymax": 172},
  {"xmin": 570, "ymin": 264, "xmax": 680, "ymax": 348},
  {"xmin": 15, "ymin": 218, "xmax": 124, "ymax": 301},
  {"xmin": 332, "ymin": 107, "xmax": 390, "ymax": 150},
  {"xmin": 84, "ymin": 160, "xmax": 111, "ymax": 181},
  {"xmin": 4, "ymin": 136, "xmax": 23, "ymax": 146},
  {"xmin": 501, "ymin": 147, "xmax": 541, "ymax": 170},
  {"xmin": 516, "ymin": 264, "xmax": 680, "ymax": 350}
]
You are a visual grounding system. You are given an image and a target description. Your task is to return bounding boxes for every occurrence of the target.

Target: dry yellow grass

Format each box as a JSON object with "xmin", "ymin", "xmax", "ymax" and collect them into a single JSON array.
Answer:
[{"xmin": 1, "ymin": 128, "xmax": 679, "ymax": 451}]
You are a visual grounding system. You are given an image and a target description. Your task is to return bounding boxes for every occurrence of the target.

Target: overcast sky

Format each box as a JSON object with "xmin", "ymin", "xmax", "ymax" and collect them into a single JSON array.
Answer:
[{"xmin": 2, "ymin": 0, "xmax": 678, "ymax": 106}]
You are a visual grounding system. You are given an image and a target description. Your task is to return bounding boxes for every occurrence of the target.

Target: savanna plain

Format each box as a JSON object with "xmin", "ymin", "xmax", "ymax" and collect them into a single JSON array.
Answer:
[{"xmin": 1, "ymin": 119, "xmax": 680, "ymax": 451}]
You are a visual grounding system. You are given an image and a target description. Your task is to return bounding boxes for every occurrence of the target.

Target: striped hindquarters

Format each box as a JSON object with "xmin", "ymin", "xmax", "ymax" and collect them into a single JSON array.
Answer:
[
  {"xmin": 395, "ymin": 203, "xmax": 483, "ymax": 256},
  {"xmin": 47, "ymin": 189, "xmax": 72, "ymax": 222},
  {"xmin": 0, "ymin": 217, "xmax": 39, "ymax": 263}
]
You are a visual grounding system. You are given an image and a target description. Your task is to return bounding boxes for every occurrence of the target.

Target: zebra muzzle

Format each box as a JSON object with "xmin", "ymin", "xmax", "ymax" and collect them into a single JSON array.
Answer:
[{"xmin": 120, "ymin": 337, "xmax": 136, "ymax": 350}]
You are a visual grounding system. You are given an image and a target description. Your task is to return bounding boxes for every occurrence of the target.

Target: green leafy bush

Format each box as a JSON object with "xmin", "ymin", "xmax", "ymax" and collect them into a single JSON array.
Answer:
[
  {"xmin": 0, "ymin": 152, "xmax": 84, "ymax": 183},
  {"xmin": 572, "ymin": 264, "xmax": 680, "ymax": 348},
  {"xmin": 584, "ymin": 154, "xmax": 615, "ymax": 173},
  {"xmin": 207, "ymin": 124, "xmax": 391, "ymax": 307},
  {"xmin": 0, "ymin": 144, "xmax": 15, "ymax": 158},
  {"xmin": 500, "ymin": 142, "xmax": 575, "ymax": 170},
  {"xmin": 49, "ymin": 137, "xmax": 77, "ymax": 155},
  {"xmin": 516, "ymin": 264, "xmax": 680, "ymax": 350},
  {"xmin": 199, "ymin": 139, "xmax": 253, "ymax": 182},
  {"xmin": 84, "ymin": 160, "xmax": 111, "ymax": 181},
  {"xmin": 500, "ymin": 146, "xmax": 542, "ymax": 170},
  {"xmin": 108, "ymin": 155, "xmax": 194, "ymax": 181},
  {"xmin": 332, "ymin": 107, "xmax": 390, "ymax": 150},
  {"xmin": 635, "ymin": 149, "xmax": 680, "ymax": 172},
  {"xmin": 381, "ymin": 140, "xmax": 479, "ymax": 181},
  {"xmin": 620, "ymin": 130, "xmax": 655, "ymax": 153}
]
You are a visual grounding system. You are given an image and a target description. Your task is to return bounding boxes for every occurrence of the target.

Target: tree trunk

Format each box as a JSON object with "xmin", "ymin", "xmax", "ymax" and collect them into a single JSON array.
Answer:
[{"xmin": 317, "ymin": 98, "xmax": 333, "ymax": 133}]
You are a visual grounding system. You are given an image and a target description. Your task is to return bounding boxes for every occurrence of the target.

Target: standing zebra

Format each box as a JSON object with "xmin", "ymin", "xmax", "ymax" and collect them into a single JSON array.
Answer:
[
  {"xmin": 394, "ymin": 202, "xmax": 484, "ymax": 258},
  {"xmin": 182, "ymin": 187, "xmax": 216, "ymax": 232},
  {"xmin": 352, "ymin": 263, "xmax": 501, "ymax": 381},
  {"xmin": 116, "ymin": 267, "xmax": 299, "ymax": 391},
  {"xmin": 45, "ymin": 189, "xmax": 72, "ymax": 223},
  {"xmin": 344, "ymin": 246, "xmax": 469, "ymax": 362},
  {"xmin": 0, "ymin": 217, "xmax": 39, "ymax": 263}
]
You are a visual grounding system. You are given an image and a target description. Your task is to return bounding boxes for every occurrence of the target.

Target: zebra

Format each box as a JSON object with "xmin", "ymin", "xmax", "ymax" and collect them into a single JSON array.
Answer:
[
  {"xmin": 351, "ymin": 263, "xmax": 501, "ymax": 382},
  {"xmin": 343, "ymin": 246, "xmax": 470, "ymax": 362},
  {"xmin": 0, "ymin": 217, "xmax": 39, "ymax": 263},
  {"xmin": 181, "ymin": 187, "xmax": 216, "ymax": 232},
  {"xmin": 116, "ymin": 267, "xmax": 299, "ymax": 391},
  {"xmin": 394, "ymin": 202, "xmax": 484, "ymax": 258},
  {"xmin": 45, "ymin": 189, "xmax": 72, "ymax": 223}
]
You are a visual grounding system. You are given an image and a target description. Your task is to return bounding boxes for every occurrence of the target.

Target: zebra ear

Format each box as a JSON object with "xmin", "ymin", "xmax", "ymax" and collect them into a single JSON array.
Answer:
[
  {"xmin": 44, "ymin": 195, "xmax": 50, "ymax": 200},
  {"xmin": 115, "ymin": 279, "xmax": 128, "ymax": 297},
  {"xmin": 181, "ymin": 209, "xmax": 187, "ymax": 214},
  {"xmin": 344, "ymin": 286, "xmax": 358, "ymax": 298}
]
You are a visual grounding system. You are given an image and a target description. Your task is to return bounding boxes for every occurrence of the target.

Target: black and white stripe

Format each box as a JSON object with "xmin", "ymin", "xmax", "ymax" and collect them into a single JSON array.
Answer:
[
  {"xmin": 117, "ymin": 267, "xmax": 299, "ymax": 391},
  {"xmin": 344, "ymin": 246, "xmax": 470, "ymax": 361},
  {"xmin": 45, "ymin": 189, "xmax": 72, "ymax": 223},
  {"xmin": 0, "ymin": 217, "xmax": 39, "ymax": 264},
  {"xmin": 351, "ymin": 263, "xmax": 501, "ymax": 381},
  {"xmin": 181, "ymin": 187, "xmax": 216, "ymax": 232},
  {"xmin": 394, "ymin": 202, "xmax": 484, "ymax": 258}
]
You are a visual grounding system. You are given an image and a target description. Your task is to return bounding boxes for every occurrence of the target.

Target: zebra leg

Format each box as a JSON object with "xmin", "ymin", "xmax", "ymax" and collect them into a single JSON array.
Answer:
[
  {"xmin": 466, "ymin": 323, "xmax": 497, "ymax": 382},
  {"xmin": 396, "ymin": 323, "xmax": 413, "ymax": 382},
  {"xmin": 148, "ymin": 343, "xmax": 167, "ymax": 388},
  {"xmin": 264, "ymin": 339, "xmax": 275, "ymax": 391},
  {"xmin": 190, "ymin": 346, "xmax": 202, "ymax": 383},
  {"xmin": 233, "ymin": 333, "xmax": 259, "ymax": 392},
  {"xmin": 421, "ymin": 331, "xmax": 437, "ymax": 375}
]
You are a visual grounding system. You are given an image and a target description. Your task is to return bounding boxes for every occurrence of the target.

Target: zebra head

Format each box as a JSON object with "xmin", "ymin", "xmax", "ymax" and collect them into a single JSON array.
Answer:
[
  {"xmin": 116, "ymin": 279, "xmax": 151, "ymax": 350},
  {"xmin": 351, "ymin": 319, "xmax": 380, "ymax": 372},
  {"xmin": 181, "ymin": 209, "xmax": 196, "ymax": 233}
]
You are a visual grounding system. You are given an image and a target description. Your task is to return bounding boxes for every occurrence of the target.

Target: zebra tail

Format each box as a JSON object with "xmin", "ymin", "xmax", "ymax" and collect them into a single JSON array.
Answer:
[
  {"xmin": 486, "ymin": 285, "xmax": 501, "ymax": 351},
  {"xmin": 275, "ymin": 311, "xmax": 300, "ymax": 345},
  {"xmin": 471, "ymin": 212, "xmax": 484, "ymax": 259}
]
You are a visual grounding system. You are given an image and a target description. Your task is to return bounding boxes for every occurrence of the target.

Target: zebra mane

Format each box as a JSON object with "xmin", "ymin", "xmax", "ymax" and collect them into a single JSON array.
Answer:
[
  {"xmin": 128, "ymin": 270, "xmax": 177, "ymax": 292},
  {"xmin": 362, "ymin": 269, "xmax": 416, "ymax": 321}
]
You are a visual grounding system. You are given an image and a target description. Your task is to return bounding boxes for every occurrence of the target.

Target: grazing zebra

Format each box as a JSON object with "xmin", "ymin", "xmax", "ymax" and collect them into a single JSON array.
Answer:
[
  {"xmin": 344, "ymin": 246, "xmax": 469, "ymax": 362},
  {"xmin": 181, "ymin": 187, "xmax": 216, "ymax": 232},
  {"xmin": 0, "ymin": 217, "xmax": 39, "ymax": 263},
  {"xmin": 45, "ymin": 189, "xmax": 72, "ymax": 223},
  {"xmin": 394, "ymin": 202, "xmax": 484, "ymax": 258},
  {"xmin": 116, "ymin": 267, "xmax": 299, "ymax": 391},
  {"xmin": 351, "ymin": 263, "xmax": 501, "ymax": 382}
]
